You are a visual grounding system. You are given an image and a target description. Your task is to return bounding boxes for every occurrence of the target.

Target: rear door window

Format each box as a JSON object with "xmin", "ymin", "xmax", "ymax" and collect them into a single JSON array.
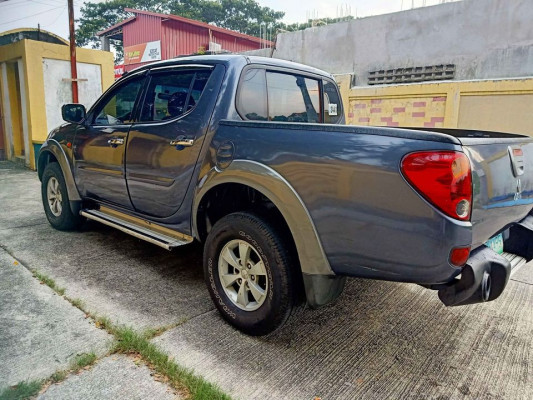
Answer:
[{"xmin": 266, "ymin": 72, "xmax": 321, "ymax": 123}]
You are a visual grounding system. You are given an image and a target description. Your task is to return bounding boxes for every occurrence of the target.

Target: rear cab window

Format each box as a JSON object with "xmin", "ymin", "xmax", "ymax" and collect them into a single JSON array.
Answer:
[{"xmin": 236, "ymin": 66, "xmax": 342, "ymax": 124}]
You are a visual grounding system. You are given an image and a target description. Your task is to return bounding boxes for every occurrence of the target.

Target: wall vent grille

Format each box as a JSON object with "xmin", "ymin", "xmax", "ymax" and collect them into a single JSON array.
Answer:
[{"xmin": 368, "ymin": 64, "xmax": 455, "ymax": 85}]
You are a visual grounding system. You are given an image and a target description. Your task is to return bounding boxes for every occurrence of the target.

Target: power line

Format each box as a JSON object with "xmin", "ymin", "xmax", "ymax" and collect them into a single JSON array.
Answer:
[
  {"xmin": 43, "ymin": 5, "xmax": 67, "ymax": 28},
  {"xmin": 0, "ymin": 5, "xmax": 63, "ymax": 26},
  {"xmin": 38, "ymin": 0, "xmax": 83, "ymax": 6},
  {"xmin": 0, "ymin": 0, "xmax": 81, "ymax": 9},
  {"xmin": 29, "ymin": 0, "xmax": 65, "ymax": 6},
  {"xmin": 0, "ymin": 0, "xmax": 30, "ymax": 9}
]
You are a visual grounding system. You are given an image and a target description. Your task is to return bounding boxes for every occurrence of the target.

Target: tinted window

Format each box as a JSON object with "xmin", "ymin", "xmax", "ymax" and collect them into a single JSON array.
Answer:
[
  {"xmin": 140, "ymin": 70, "xmax": 211, "ymax": 122},
  {"xmin": 266, "ymin": 72, "xmax": 321, "ymax": 123},
  {"xmin": 237, "ymin": 68, "xmax": 267, "ymax": 121},
  {"xmin": 93, "ymin": 77, "xmax": 143, "ymax": 125},
  {"xmin": 323, "ymin": 80, "xmax": 342, "ymax": 124}
]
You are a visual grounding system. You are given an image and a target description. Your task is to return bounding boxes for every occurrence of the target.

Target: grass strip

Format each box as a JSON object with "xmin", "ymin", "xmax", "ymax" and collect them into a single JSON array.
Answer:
[
  {"xmin": 72, "ymin": 353, "xmax": 98, "ymax": 369},
  {"xmin": 142, "ymin": 318, "xmax": 189, "ymax": 340},
  {"xmin": 0, "ymin": 381, "xmax": 41, "ymax": 400},
  {"xmin": 31, "ymin": 270, "xmax": 65, "ymax": 296},
  {"xmin": 113, "ymin": 326, "xmax": 230, "ymax": 400}
]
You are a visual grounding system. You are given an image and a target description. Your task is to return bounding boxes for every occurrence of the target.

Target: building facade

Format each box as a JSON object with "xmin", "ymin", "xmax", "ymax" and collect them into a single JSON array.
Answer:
[
  {"xmin": 0, "ymin": 28, "xmax": 114, "ymax": 168},
  {"xmin": 98, "ymin": 8, "xmax": 273, "ymax": 74}
]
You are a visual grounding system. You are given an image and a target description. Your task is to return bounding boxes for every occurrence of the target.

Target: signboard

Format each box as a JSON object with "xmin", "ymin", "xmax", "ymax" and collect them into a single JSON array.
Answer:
[
  {"xmin": 114, "ymin": 64, "xmax": 124, "ymax": 80},
  {"xmin": 209, "ymin": 41, "xmax": 222, "ymax": 52},
  {"xmin": 124, "ymin": 40, "xmax": 161, "ymax": 65}
]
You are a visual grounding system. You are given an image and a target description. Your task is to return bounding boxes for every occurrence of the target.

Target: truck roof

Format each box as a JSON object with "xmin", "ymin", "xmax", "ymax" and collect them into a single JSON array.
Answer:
[{"xmin": 129, "ymin": 54, "xmax": 334, "ymax": 79}]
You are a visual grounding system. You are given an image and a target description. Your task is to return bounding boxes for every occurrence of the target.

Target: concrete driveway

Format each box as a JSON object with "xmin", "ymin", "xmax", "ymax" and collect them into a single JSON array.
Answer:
[{"xmin": 1, "ymin": 163, "xmax": 532, "ymax": 399}]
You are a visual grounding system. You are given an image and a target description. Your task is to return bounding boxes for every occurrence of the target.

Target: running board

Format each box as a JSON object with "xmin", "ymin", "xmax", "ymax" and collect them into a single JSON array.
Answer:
[
  {"xmin": 501, "ymin": 252, "xmax": 528, "ymax": 273},
  {"xmin": 80, "ymin": 208, "xmax": 192, "ymax": 250}
]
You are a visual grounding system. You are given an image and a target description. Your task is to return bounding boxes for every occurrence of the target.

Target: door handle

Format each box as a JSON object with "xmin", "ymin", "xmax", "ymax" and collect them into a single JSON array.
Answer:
[
  {"xmin": 169, "ymin": 138, "xmax": 194, "ymax": 147},
  {"xmin": 107, "ymin": 138, "xmax": 124, "ymax": 146}
]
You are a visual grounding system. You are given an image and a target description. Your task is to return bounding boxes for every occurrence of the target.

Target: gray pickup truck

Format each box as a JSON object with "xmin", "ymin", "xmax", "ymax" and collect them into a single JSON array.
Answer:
[{"xmin": 38, "ymin": 55, "xmax": 533, "ymax": 335}]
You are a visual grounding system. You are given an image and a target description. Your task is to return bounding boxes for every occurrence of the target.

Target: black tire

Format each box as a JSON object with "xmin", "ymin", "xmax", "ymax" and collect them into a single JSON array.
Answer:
[
  {"xmin": 41, "ymin": 162, "xmax": 84, "ymax": 231},
  {"xmin": 204, "ymin": 212, "xmax": 297, "ymax": 336}
]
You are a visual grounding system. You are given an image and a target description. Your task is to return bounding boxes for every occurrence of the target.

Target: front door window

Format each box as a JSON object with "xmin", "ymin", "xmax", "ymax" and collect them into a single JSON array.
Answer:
[{"xmin": 92, "ymin": 78, "xmax": 144, "ymax": 126}]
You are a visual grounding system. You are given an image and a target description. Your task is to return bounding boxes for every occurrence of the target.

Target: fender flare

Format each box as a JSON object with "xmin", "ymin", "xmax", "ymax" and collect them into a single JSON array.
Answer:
[
  {"xmin": 192, "ymin": 159, "xmax": 334, "ymax": 276},
  {"xmin": 38, "ymin": 139, "xmax": 81, "ymax": 202}
]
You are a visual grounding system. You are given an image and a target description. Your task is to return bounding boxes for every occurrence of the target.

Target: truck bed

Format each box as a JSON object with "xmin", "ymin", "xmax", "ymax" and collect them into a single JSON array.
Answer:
[{"xmin": 214, "ymin": 120, "xmax": 533, "ymax": 284}]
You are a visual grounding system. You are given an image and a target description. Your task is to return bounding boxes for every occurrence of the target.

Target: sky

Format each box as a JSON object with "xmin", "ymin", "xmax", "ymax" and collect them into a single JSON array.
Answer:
[{"xmin": 0, "ymin": 0, "xmax": 459, "ymax": 42}]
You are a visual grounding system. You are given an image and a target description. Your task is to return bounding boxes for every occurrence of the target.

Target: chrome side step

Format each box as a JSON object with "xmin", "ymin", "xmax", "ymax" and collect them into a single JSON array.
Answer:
[
  {"xmin": 501, "ymin": 251, "xmax": 528, "ymax": 274},
  {"xmin": 80, "ymin": 209, "xmax": 192, "ymax": 250}
]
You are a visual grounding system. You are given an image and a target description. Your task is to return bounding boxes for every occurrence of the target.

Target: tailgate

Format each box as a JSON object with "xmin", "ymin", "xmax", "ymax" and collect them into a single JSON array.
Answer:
[{"xmin": 459, "ymin": 134, "xmax": 533, "ymax": 248}]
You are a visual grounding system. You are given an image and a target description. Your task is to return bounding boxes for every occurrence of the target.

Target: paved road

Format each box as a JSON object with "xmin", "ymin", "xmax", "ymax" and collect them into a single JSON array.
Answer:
[{"xmin": 1, "ymin": 165, "xmax": 532, "ymax": 399}]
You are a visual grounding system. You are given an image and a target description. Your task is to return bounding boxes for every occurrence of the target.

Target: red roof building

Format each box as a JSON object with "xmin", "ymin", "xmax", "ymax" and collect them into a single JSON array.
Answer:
[{"xmin": 98, "ymin": 8, "xmax": 273, "ymax": 72}]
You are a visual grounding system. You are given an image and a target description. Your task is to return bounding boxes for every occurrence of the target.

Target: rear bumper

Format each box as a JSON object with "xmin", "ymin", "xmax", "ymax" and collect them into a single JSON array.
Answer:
[
  {"xmin": 438, "ymin": 214, "xmax": 533, "ymax": 306},
  {"xmin": 438, "ymin": 247, "xmax": 511, "ymax": 306}
]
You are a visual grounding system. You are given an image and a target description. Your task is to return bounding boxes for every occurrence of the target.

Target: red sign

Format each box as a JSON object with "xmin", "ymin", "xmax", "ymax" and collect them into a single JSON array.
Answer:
[{"xmin": 114, "ymin": 64, "xmax": 124, "ymax": 80}]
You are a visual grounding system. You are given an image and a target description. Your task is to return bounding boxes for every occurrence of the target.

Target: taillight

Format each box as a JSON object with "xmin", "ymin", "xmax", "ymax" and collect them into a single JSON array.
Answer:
[
  {"xmin": 401, "ymin": 151, "xmax": 472, "ymax": 221},
  {"xmin": 449, "ymin": 246, "xmax": 470, "ymax": 267}
]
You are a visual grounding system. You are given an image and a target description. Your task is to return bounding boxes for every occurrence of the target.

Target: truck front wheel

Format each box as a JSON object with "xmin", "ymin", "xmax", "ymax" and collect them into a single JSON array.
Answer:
[
  {"xmin": 41, "ymin": 162, "xmax": 84, "ymax": 231},
  {"xmin": 203, "ymin": 212, "xmax": 297, "ymax": 336}
]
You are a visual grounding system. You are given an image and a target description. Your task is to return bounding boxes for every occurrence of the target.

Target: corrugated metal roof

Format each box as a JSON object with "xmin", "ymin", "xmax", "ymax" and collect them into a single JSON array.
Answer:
[
  {"xmin": 123, "ymin": 14, "xmax": 161, "ymax": 47},
  {"xmin": 125, "ymin": 8, "xmax": 273, "ymax": 46},
  {"xmin": 98, "ymin": 8, "xmax": 273, "ymax": 47},
  {"xmin": 97, "ymin": 16, "xmax": 136, "ymax": 36}
]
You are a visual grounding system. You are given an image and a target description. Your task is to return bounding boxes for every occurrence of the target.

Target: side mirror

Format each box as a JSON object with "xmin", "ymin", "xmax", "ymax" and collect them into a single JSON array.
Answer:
[{"xmin": 61, "ymin": 104, "xmax": 86, "ymax": 124}]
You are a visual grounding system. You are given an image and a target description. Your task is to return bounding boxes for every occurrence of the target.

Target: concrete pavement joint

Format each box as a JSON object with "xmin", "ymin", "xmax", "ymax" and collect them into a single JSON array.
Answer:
[
  {"xmin": 510, "ymin": 278, "xmax": 533, "ymax": 286},
  {"xmin": 176, "ymin": 308, "xmax": 217, "ymax": 324},
  {"xmin": 6, "ymin": 252, "xmax": 229, "ymax": 400},
  {"xmin": 35, "ymin": 352, "xmax": 102, "ymax": 396},
  {"xmin": 143, "ymin": 318, "xmax": 191, "ymax": 340},
  {"xmin": 2, "ymin": 352, "xmax": 176, "ymax": 400},
  {"xmin": 36, "ymin": 355, "xmax": 181, "ymax": 400},
  {"xmin": 0, "ymin": 222, "xmax": 48, "ymax": 232},
  {"xmin": 0, "ymin": 248, "xmax": 112, "ymax": 391}
]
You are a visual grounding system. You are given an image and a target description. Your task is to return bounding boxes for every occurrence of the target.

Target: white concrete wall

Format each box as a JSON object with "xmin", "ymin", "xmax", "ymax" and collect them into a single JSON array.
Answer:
[
  {"xmin": 42, "ymin": 59, "xmax": 103, "ymax": 133},
  {"xmin": 249, "ymin": 0, "xmax": 533, "ymax": 85},
  {"xmin": 0, "ymin": 62, "xmax": 14, "ymax": 159},
  {"xmin": 17, "ymin": 60, "xmax": 30, "ymax": 166}
]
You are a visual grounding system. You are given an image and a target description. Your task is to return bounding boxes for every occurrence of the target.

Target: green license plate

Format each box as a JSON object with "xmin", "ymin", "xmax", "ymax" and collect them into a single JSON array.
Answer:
[{"xmin": 485, "ymin": 233, "xmax": 504, "ymax": 254}]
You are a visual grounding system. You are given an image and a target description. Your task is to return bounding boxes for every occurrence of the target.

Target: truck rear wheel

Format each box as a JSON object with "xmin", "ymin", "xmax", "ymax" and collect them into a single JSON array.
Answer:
[
  {"xmin": 203, "ymin": 212, "xmax": 297, "ymax": 336},
  {"xmin": 41, "ymin": 162, "xmax": 84, "ymax": 231}
]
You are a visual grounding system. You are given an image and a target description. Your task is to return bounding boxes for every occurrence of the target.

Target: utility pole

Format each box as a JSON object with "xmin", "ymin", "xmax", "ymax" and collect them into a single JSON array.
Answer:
[{"xmin": 67, "ymin": 0, "xmax": 78, "ymax": 103}]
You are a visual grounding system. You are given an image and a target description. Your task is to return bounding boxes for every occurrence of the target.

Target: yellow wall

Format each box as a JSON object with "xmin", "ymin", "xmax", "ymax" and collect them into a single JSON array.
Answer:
[
  {"xmin": 337, "ymin": 76, "xmax": 533, "ymax": 136},
  {"xmin": 0, "ymin": 38, "xmax": 114, "ymax": 169}
]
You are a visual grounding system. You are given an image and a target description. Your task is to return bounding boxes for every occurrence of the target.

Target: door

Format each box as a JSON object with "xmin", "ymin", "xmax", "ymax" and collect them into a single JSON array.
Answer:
[
  {"xmin": 126, "ymin": 64, "xmax": 224, "ymax": 218},
  {"xmin": 73, "ymin": 75, "xmax": 145, "ymax": 208}
]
